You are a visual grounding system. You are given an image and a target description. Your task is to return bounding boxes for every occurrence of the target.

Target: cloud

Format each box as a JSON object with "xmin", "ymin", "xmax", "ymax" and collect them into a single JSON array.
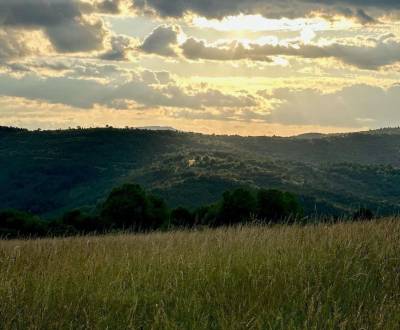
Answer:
[
  {"xmin": 181, "ymin": 38, "xmax": 273, "ymax": 62},
  {"xmin": 133, "ymin": 0, "xmax": 400, "ymax": 21},
  {"xmin": 46, "ymin": 18, "xmax": 106, "ymax": 53},
  {"xmin": 141, "ymin": 70, "xmax": 172, "ymax": 84},
  {"xmin": 0, "ymin": 67, "xmax": 257, "ymax": 110},
  {"xmin": 0, "ymin": 28, "xmax": 52, "ymax": 62},
  {"xmin": 181, "ymin": 34, "xmax": 400, "ymax": 70},
  {"xmin": 96, "ymin": 0, "xmax": 124, "ymax": 14},
  {"xmin": 99, "ymin": 35, "xmax": 136, "ymax": 61},
  {"xmin": 0, "ymin": 0, "xmax": 108, "ymax": 53},
  {"xmin": 139, "ymin": 25, "xmax": 181, "ymax": 57},
  {"xmin": 262, "ymin": 84, "xmax": 400, "ymax": 127},
  {"xmin": 0, "ymin": 29, "xmax": 34, "ymax": 61}
]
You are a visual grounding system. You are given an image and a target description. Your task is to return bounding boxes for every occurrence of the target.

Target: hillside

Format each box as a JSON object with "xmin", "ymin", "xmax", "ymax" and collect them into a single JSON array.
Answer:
[{"xmin": 1, "ymin": 126, "xmax": 400, "ymax": 217}]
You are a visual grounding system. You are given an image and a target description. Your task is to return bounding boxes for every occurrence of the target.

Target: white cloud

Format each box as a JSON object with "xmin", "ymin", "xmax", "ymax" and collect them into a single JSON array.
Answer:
[{"xmin": 263, "ymin": 84, "xmax": 400, "ymax": 127}]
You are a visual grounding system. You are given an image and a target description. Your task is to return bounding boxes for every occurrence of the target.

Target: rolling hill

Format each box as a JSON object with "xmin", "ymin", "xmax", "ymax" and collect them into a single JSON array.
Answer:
[{"xmin": 1, "ymin": 126, "xmax": 400, "ymax": 218}]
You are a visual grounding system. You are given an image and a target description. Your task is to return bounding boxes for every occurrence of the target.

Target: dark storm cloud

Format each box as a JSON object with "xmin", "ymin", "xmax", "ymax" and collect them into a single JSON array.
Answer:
[
  {"xmin": 46, "ymin": 19, "xmax": 106, "ymax": 53},
  {"xmin": 133, "ymin": 0, "xmax": 400, "ymax": 21},
  {"xmin": 96, "ymin": 0, "xmax": 123, "ymax": 14},
  {"xmin": 139, "ymin": 25, "xmax": 180, "ymax": 57},
  {"xmin": 0, "ymin": 0, "xmax": 107, "ymax": 53},
  {"xmin": 0, "ymin": 0, "xmax": 86, "ymax": 27}
]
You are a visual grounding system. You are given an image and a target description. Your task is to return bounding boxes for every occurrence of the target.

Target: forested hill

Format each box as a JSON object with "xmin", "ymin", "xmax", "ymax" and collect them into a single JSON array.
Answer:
[{"xmin": 2, "ymin": 126, "xmax": 400, "ymax": 217}]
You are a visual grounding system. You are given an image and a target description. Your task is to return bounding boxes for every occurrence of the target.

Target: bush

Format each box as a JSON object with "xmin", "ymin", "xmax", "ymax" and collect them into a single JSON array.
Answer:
[
  {"xmin": 0, "ymin": 210, "xmax": 46, "ymax": 238},
  {"xmin": 193, "ymin": 204, "xmax": 219, "ymax": 227},
  {"xmin": 61, "ymin": 210, "xmax": 100, "ymax": 234},
  {"xmin": 170, "ymin": 207, "xmax": 194, "ymax": 228},
  {"xmin": 353, "ymin": 207, "xmax": 374, "ymax": 221}
]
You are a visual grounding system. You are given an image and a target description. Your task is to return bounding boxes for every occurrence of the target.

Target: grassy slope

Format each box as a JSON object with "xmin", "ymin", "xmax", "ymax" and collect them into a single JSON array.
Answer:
[{"xmin": 1, "ymin": 220, "xmax": 399, "ymax": 329}]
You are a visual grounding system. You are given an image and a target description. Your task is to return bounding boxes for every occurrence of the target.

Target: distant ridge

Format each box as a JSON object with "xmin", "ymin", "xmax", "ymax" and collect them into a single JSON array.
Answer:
[
  {"xmin": 360, "ymin": 127, "xmax": 400, "ymax": 136},
  {"xmin": 291, "ymin": 133, "xmax": 328, "ymax": 140},
  {"xmin": 136, "ymin": 126, "xmax": 177, "ymax": 131},
  {"xmin": 292, "ymin": 127, "xmax": 400, "ymax": 140}
]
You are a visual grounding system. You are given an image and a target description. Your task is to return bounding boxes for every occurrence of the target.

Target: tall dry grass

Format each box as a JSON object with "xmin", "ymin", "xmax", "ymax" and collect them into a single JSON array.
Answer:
[{"xmin": 0, "ymin": 220, "xmax": 399, "ymax": 329}]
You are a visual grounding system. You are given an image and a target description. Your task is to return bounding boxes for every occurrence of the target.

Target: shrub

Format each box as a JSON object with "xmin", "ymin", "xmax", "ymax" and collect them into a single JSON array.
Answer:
[
  {"xmin": 61, "ymin": 209, "xmax": 100, "ymax": 234},
  {"xmin": 0, "ymin": 210, "xmax": 46, "ymax": 238},
  {"xmin": 353, "ymin": 207, "xmax": 374, "ymax": 221},
  {"xmin": 170, "ymin": 207, "xmax": 194, "ymax": 228}
]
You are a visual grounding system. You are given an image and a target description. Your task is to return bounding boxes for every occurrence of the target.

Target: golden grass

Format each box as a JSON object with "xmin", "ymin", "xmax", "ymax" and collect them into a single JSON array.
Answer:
[{"xmin": 0, "ymin": 220, "xmax": 399, "ymax": 329}]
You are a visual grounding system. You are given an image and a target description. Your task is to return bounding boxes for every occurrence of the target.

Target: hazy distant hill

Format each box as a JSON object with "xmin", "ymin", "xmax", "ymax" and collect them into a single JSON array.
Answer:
[
  {"xmin": 291, "ymin": 133, "xmax": 328, "ymax": 140},
  {"xmin": 1, "ymin": 126, "xmax": 400, "ymax": 217},
  {"xmin": 135, "ymin": 126, "xmax": 177, "ymax": 131}
]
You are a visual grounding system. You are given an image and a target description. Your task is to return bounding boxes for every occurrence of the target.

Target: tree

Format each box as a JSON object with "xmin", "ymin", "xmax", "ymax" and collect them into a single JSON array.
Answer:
[
  {"xmin": 100, "ymin": 184, "xmax": 150, "ymax": 230},
  {"xmin": 170, "ymin": 207, "xmax": 194, "ymax": 228},
  {"xmin": 0, "ymin": 209, "xmax": 46, "ymax": 238},
  {"xmin": 147, "ymin": 194, "xmax": 169, "ymax": 230},
  {"xmin": 100, "ymin": 184, "xmax": 168, "ymax": 231},
  {"xmin": 216, "ymin": 188, "xmax": 257, "ymax": 226},
  {"xmin": 193, "ymin": 204, "xmax": 219, "ymax": 227},
  {"xmin": 256, "ymin": 189, "xmax": 302, "ymax": 223},
  {"xmin": 61, "ymin": 209, "xmax": 99, "ymax": 233}
]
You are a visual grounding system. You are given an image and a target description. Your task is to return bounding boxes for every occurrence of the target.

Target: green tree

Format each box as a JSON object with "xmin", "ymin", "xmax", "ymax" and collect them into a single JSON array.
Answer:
[
  {"xmin": 100, "ymin": 184, "xmax": 168, "ymax": 231},
  {"xmin": 256, "ymin": 189, "xmax": 302, "ymax": 223},
  {"xmin": 147, "ymin": 195, "xmax": 169, "ymax": 230},
  {"xmin": 0, "ymin": 210, "xmax": 46, "ymax": 238},
  {"xmin": 61, "ymin": 209, "xmax": 99, "ymax": 233},
  {"xmin": 170, "ymin": 207, "xmax": 194, "ymax": 228},
  {"xmin": 100, "ymin": 184, "xmax": 150, "ymax": 230},
  {"xmin": 216, "ymin": 188, "xmax": 257, "ymax": 226}
]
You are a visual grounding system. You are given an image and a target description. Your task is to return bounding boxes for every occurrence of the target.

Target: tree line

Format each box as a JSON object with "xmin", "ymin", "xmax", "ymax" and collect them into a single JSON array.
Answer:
[{"xmin": 0, "ymin": 184, "xmax": 305, "ymax": 238}]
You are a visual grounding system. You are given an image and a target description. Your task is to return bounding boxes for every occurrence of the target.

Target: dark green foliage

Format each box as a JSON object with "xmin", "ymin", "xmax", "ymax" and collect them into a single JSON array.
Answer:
[
  {"xmin": 170, "ymin": 207, "xmax": 194, "ymax": 228},
  {"xmin": 61, "ymin": 210, "xmax": 100, "ymax": 234},
  {"xmin": 216, "ymin": 188, "xmax": 257, "ymax": 226},
  {"xmin": 2, "ymin": 126, "xmax": 400, "ymax": 218},
  {"xmin": 147, "ymin": 194, "xmax": 169, "ymax": 230},
  {"xmin": 193, "ymin": 187, "xmax": 303, "ymax": 227},
  {"xmin": 100, "ymin": 184, "xmax": 151, "ymax": 231},
  {"xmin": 99, "ymin": 184, "xmax": 169, "ymax": 231},
  {"xmin": 193, "ymin": 204, "xmax": 219, "ymax": 227},
  {"xmin": 0, "ymin": 210, "xmax": 46, "ymax": 238},
  {"xmin": 257, "ymin": 189, "xmax": 303, "ymax": 223},
  {"xmin": 0, "ymin": 183, "xmax": 305, "ymax": 238},
  {"xmin": 353, "ymin": 207, "xmax": 374, "ymax": 221}
]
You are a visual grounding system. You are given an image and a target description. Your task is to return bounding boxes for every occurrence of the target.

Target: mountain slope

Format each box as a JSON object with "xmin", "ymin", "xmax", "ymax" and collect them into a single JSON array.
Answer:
[{"xmin": 1, "ymin": 126, "xmax": 400, "ymax": 217}]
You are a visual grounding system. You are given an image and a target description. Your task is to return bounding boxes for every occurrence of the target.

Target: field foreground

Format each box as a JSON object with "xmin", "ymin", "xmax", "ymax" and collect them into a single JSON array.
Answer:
[{"xmin": 1, "ymin": 220, "xmax": 399, "ymax": 329}]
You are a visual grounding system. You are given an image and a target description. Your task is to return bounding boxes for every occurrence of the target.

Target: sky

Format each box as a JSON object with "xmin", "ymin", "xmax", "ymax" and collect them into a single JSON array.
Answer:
[{"xmin": 1, "ymin": 0, "xmax": 400, "ymax": 136}]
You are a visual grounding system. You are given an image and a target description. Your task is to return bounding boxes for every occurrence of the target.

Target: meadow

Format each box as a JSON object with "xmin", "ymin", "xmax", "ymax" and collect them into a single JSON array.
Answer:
[{"xmin": 0, "ymin": 219, "xmax": 399, "ymax": 329}]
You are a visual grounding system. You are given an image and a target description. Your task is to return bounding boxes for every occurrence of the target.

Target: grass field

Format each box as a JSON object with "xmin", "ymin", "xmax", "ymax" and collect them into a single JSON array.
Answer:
[{"xmin": 0, "ymin": 220, "xmax": 399, "ymax": 329}]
